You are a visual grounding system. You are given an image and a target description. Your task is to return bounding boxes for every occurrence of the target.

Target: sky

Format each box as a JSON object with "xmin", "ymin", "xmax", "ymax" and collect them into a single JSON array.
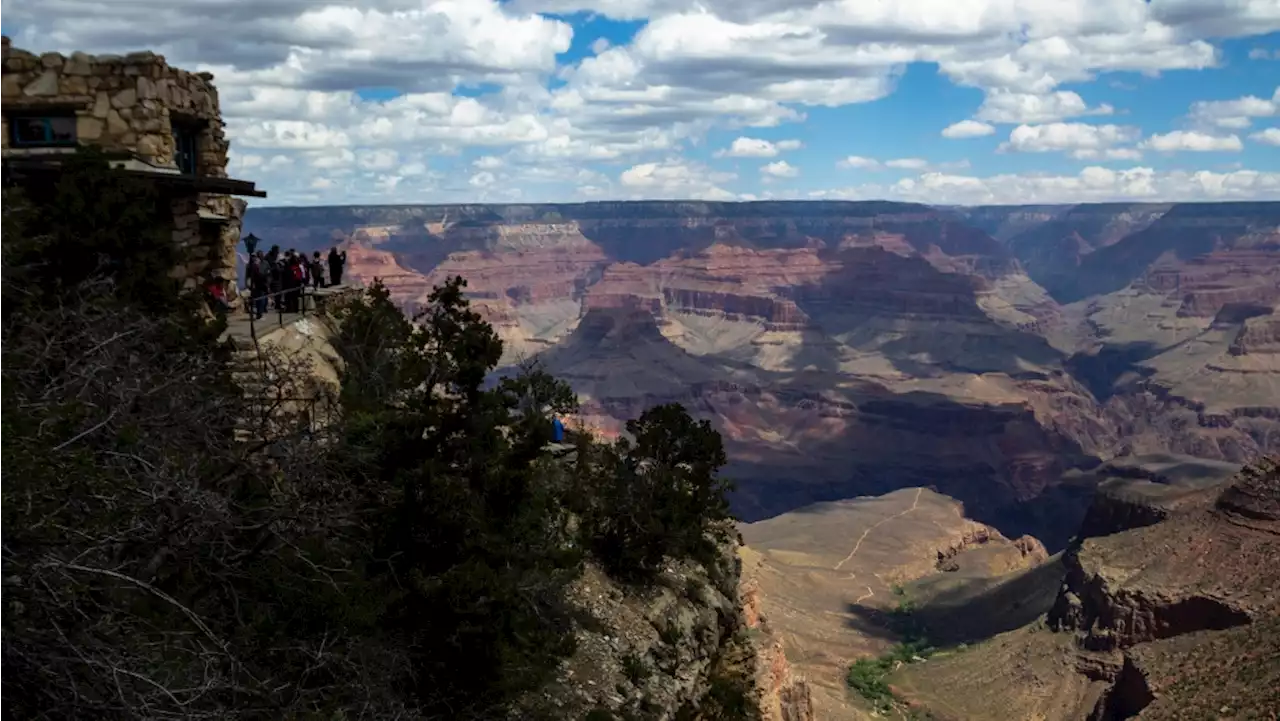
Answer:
[{"xmin": 3, "ymin": 0, "xmax": 1280, "ymax": 206}]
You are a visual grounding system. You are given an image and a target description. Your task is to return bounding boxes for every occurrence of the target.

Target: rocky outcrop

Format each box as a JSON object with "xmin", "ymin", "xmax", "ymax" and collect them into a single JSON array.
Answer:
[
  {"xmin": 1050, "ymin": 455, "xmax": 1260, "ymax": 650},
  {"xmin": 515, "ymin": 539, "xmax": 762, "ymax": 720},
  {"xmin": 739, "ymin": 578, "xmax": 815, "ymax": 721},
  {"xmin": 1228, "ymin": 307, "xmax": 1280, "ymax": 357},
  {"xmin": 896, "ymin": 456, "xmax": 1280, "ymax": 721},
  {"xmin": 1073, "ymin": 455, "xmax": 1241, "ymax": 539},
  {"xmin": 1088, "ymin": 655, "xmax": 1155, "ymax": 721},
  {"xmin": 1216, "ymin": 455, "xmax": 1280, "ymax": 522},
  {"xmin": 1050, "ymin": 561, "xmax": 1253, "ymax": 651},
  {"xmin": 933, "ymin": 527, "xmax": 1049, "ymax": 572}
]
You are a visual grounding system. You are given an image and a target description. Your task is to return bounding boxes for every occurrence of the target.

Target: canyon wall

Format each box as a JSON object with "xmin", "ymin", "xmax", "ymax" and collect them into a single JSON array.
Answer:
[{"xmin": 245, "ymin": 200, "xmax": 1280, "ymax": 547}]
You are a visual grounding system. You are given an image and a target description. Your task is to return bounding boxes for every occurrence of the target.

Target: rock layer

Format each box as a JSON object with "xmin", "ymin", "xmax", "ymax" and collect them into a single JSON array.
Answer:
[{"xmin": 245, "ymin": 200, "xmax": 1280, "ymax": 546}]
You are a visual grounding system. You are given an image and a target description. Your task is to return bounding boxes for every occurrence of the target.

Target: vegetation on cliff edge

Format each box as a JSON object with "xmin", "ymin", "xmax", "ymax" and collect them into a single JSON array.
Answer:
[{"xmin": 1, "ymin": 151, "xmax": 744, "ymax": 721}]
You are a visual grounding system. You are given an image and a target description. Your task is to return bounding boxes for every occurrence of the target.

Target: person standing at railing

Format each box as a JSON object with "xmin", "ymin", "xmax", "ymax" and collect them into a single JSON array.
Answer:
[
  {"xmin": 310, "ymin": 251, "xmax": 326, "ymax": 289},
  {"xmin": 268, "ymin": 249, "xmax": 283, "ymax": 311},
  {"xmin": 328, "ymin": 246, "xmax": 347, "ymax": 287},
  {"xmin": 284, "ymin": 252, "xmax": 304, "ymax": 313},
  {"xmin": 247, "ymin": 252, "xmax": 269, "ymax": 320}
]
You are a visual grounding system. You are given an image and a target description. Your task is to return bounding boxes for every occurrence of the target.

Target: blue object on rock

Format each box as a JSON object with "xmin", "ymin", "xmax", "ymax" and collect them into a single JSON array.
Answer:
[{"xmin": 552, "ymin": 417, "xmax": 565, "ymax": 443}]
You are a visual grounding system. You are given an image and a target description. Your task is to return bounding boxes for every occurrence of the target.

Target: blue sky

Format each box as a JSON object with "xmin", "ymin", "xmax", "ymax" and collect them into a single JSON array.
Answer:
[{"xmin": 4, "ymin": 1, "xmax": 1280, "ymax": 205}]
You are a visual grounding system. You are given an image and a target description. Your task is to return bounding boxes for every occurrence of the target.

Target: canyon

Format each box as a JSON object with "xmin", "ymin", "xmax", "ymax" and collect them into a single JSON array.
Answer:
[
  {"xmin": 244, "ymin": 200, "xmax": 1280, "ymax": 719},
  {"xmin": 245, "ymin": 200, "xmax": 1280, "ymax": 551}
]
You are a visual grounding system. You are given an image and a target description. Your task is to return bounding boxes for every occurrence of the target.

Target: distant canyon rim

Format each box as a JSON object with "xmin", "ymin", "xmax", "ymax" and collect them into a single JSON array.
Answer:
[{"xmin": 245, "ymin": 200, "xmax": 1280, "ymax": 550}]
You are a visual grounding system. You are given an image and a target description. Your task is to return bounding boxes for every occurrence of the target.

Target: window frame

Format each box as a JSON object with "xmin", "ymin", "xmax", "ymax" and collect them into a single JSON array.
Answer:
[
  {"xmin": 8, "ymin": 113, "xmax": 78, "ymax": 148},
  {"xmin": 172, "ymin": 121, "xmax": 200, "ymax": 175}
]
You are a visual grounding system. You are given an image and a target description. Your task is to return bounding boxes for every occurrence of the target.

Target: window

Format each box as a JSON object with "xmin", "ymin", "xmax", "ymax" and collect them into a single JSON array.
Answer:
[
  {"xmin": 9, "ymin": 114, "xmax": 77, "ymax": 147},
  {"xmin": 173, "ymin": 123, "xmax": 199, "ymax": 175}
]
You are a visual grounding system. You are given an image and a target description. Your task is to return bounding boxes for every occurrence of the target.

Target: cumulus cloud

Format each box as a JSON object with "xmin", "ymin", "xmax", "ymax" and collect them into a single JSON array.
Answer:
[
  {"xmin": 975, "ymin": 90, "xmax": 1114, "ymax": 125},
  {"xmin": 1186, "ymin": 88, "xmax": 1280, "ymax": 129},
  {"xmin": 941, "ymin": 120, "xmax": 996, "ymax": 138},
  {"xmin": 838, "ymin": 156, "xmax": 884, "ymax": 170},
  {"xmin": 715, "ymin": 137, "xmax": 803, "ymax": 158},
  {"xmin": 1250, "ymin": 127, "xmax": 1280, "ymax": 146},
  {"xmin": 810, "ymin": 166, "xmax": 1280, "ymax": 205},
  {"xmin": 619, "ymin": 159, "xmax": 737, "ymax": 199},
  {"xmin": 1000, "ymin": 123, "xmax": 1142, "ymax": 159},
  {"xmin": 837, "ymin": 156, "xmax": 969, "ymax": 172},
  {"xmin": 1141, "ymin": 130, "xmax": 1244, "ymax": 152},
  {"xmin": 8, "ymin": 0, "xmax": 1280, "ymax": 203},
  {"xmin": 761, "ymin": 160, "xmax": 799, "ymax": 178}
]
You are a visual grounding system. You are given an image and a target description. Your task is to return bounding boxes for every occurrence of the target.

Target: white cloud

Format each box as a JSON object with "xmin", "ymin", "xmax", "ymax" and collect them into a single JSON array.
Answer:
[
  {"xmin": 941, "ymin": 120, "xmax": 996, "ymax": 138},
  {"xmin": 810, "ymin": 166, "xmax": 1280, "ymax": 205},
  {"xmin": 1000, "ymin": 123, "xmax": 1142, "ymax": 159},
  {"xmin": 1141, "ymin": 130, "xmax": 1244, "ymax": 152},
  {"xmin": 9, "ymin": 0, "xmax": 1280, "ymax": 204},
  {"xmin": 1248, "ymin": 48, "xmax": 1279, "ymax": 60},
  {"xmin": 1248, "ymin": 127, "xmax": 1280, "ymax": 146},
  {"xmin": 975, "ymin": 90, "xmax": 1114, "ymax": 124},
  {"xmin": 715, "ymin": 136, "xmax": 803, "ymax": 158},
  {"xmin": 761, "ymin": 160, "xmax": 799, "ymax": 178},
  {"xmin": 469, "ymin": 171, "xmax": 499, "ymax": 187},
  {"xmin": 1187, "ymin": 88, "xmax": 1280, "ymax": 129},
  {"xmin": 619, "ymin": 159, "xmax": 737, "ymax": 200},
  {"xmin": 838, "ymin": 155, "xmax": 883, "ymax": 170},
  {"xmin": 837, "ymin": 156, "xmax": 969, "ymax": 172}
]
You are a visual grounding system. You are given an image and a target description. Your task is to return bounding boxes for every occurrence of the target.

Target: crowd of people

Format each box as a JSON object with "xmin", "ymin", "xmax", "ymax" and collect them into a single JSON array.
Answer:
[{"xmin": 244, "ymin": 245, "xmax": 348, "ymax": 320}]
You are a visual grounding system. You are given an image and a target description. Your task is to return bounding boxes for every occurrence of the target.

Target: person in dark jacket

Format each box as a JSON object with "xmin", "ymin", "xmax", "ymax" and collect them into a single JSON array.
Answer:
[
  {"xmin": 310, "ymin": 251, "xmax": 326, "ymax": 289},
  {"xmin": 327, "ymin": 247, "xmax": 347, "ymax": 287},
  {"xmin": 247, "ymin": 252, "xmax": 269, "ymax": 319}
]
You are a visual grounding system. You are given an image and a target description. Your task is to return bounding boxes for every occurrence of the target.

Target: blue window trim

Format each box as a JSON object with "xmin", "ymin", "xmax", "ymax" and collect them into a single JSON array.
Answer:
[{"xmin": 9, "ymin": 114, "xmax": 78, "ymax": 148}]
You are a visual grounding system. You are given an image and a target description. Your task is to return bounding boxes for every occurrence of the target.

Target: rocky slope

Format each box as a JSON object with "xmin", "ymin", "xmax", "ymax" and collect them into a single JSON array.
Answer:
[
  {"xmin": 244, "ymin": 201, "xmax": 1280, "ymax": 548},
  {"xmin": 512, "ymin": 533, "xmax": 768, "ymax": 721},
  {"xmin": 889, "ymin": 455, "xmax": 1279, "ymax": 721}
]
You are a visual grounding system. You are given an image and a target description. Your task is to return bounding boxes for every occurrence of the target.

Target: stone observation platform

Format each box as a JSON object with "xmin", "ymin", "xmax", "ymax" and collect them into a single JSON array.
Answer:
[{"xmin": 220, "ymin": 284, "xmax": 362, "ymax": 350}]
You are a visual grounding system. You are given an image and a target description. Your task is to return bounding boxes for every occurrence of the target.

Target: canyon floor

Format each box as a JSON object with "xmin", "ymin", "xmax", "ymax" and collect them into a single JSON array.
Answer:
[{"xmin": 739, "ymin": 487, "xmax": 1049, "ymax": 719}]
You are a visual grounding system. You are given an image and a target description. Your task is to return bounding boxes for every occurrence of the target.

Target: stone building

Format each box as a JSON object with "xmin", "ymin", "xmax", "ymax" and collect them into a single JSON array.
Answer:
[{"xmin": 1, "ymin": 35, "xmax": 264, "ymax": 299}]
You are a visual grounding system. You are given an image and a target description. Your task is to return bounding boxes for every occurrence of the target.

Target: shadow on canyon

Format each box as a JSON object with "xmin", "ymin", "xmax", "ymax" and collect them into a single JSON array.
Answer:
[
  {"xmin": 840, "ymin": 553, "xmax": 1068, "ymax": 647},
  {"xmin": 728, "ymin": 260, "xmax": 1102, "ymax": 553},
  {"xmin": 725, "ymin": 381, "xmax": 1102, "ymax": 554}
]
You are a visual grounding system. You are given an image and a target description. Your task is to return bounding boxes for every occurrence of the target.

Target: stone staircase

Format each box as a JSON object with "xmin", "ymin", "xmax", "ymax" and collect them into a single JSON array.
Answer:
[{"xmin": 229, "ymin": 342, "xmax": 326, "ymax": 444}]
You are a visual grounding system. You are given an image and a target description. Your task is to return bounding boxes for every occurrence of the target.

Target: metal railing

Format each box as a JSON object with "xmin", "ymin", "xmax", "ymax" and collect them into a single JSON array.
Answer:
[{"xmin": 238, "ymin": 282, "xmax": 358, "ymax": 346}]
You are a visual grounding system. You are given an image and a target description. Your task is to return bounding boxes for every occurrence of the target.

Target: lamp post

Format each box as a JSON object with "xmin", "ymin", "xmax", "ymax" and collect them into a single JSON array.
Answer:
[{"xmin": 243, "ymin": 232, "xmax": 260, "ymax": 257}]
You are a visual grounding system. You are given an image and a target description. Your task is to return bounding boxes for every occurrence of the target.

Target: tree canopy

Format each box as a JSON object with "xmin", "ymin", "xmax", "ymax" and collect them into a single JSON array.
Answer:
[{"xmin": 1, "ymin": 151, "xmax": 745, "ymax": 720}]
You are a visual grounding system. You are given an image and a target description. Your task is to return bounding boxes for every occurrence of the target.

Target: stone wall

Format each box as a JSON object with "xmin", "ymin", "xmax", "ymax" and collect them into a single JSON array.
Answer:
[
  {"xmin": 3, "ymin": 38, "xmax": 249, "ymax": 296},
  {"xmin": 1, "ymin": 40, "xmax": 229, "ymax": 176},
  {"xmin": 167, "ymin": 195, "xmax": 245, "ymax": 291}
]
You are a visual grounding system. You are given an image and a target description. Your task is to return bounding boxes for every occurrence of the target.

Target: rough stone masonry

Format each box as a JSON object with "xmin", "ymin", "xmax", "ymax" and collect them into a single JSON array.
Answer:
[{"xmin": 2, "ymin": 36, "xmax": 254, "ymax": 297}]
